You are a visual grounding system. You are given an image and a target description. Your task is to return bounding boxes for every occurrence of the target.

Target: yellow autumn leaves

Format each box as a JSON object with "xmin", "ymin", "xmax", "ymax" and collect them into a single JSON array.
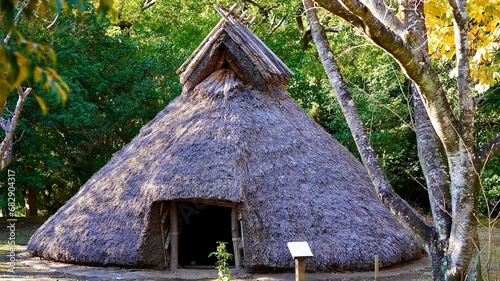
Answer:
[
  {"xmin": 0, "ymin": 36, "xmax": 69, "ymax": 114},
  {"xmin": 425, "ymin": 0, "xmax": 500, "ymax": 93}
]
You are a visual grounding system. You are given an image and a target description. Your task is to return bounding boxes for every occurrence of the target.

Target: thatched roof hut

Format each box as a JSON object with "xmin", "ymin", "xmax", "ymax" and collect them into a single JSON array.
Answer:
[{"xmin": 28, "ymin": 5, "xmax": 421, "ymax": 272}]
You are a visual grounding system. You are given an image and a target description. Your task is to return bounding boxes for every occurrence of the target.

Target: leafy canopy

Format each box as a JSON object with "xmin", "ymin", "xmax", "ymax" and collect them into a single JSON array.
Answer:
[{"xmin": 0, "ymin": 0, "xmax": 113, "ymax": 103}]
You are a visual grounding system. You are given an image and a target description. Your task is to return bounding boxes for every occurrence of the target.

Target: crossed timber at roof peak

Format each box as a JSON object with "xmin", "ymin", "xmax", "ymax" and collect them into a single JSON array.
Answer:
[{"xmin": 215, "ymin": 4, "xmax": 256, "ymax": 27}]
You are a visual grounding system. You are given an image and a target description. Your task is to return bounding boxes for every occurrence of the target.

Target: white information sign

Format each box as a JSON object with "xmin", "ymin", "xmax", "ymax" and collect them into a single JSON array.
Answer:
[{"xmin": 287, "ymin": 241, "xmax": 314, "ymax": 258}]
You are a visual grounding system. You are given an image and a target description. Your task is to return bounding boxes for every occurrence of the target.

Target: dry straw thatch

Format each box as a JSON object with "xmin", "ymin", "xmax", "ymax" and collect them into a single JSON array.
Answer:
[{"xmin": 28, "ymin": 5, "xmax": 422, "ymax": 272}]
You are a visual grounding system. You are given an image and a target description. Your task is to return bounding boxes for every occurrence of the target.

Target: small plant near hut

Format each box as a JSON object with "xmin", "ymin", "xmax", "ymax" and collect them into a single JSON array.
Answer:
[{"xmin": 208, "ymin": 241, "xmax": 233, "ymax": 281}]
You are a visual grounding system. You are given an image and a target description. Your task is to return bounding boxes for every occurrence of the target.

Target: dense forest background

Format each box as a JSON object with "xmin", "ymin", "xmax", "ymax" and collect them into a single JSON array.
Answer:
[{"xmin": 1, "ymin": 0, "xmax": 499, "ymax": 216}]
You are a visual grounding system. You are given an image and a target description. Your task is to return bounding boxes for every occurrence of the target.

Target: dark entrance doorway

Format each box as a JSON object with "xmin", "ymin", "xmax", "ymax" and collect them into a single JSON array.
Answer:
[{"xmin": 177, "ymin": 202, "xmax": 234, "ymax": 267}]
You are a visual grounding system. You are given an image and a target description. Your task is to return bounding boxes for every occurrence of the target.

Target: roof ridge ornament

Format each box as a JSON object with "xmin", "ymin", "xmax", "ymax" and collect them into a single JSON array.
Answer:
[{"xmin": 215, "ymin": 4, "xmax": 256, "ymax": 27}]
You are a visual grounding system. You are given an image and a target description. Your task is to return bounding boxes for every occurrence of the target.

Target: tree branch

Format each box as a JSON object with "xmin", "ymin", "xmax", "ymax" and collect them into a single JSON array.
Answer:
[
  {"xmin": 0, "ymin": 87, "xmax": 31, "ymax": 170},
  {"xmin": 477, "ymin": 135, "xmax": 500, "ymax": 166},
  {"xmin": 303, "ymin": 0, "xmax": 434, "ymax": 247},
  {"xmin": 311, "ymin": 0, "xmax": 366, "ymax": 29},
  {"xmin": 313, "ymin": 0, "xmax": 422, "ymax": 79},
  {"xmin": 448, "ymin": 0, "xmax": 475, "ymax": 148},
  {"xmin": 314, "ymin": 0, "xmax": 461, "ymax": 156},
  {"xmin": 359, "ymin": 0, "xmax": 406, "ymax": 35},
  {"xmin": 268, "ymin": 15, "xmax": 286, "ymax": 36},
  {"xmin": 3, "ymin": 1, "xmax": 28, "ymax": 45},
  {"xmin": 46, "ymin": 13, "xmax": 59, "ymax": 29},
  {"xmin": 142, "ymin": 0, "xmax": 156, "ymax": 11},
  {"xmin": 301, "ymin": 26, "xmax": 340, "ymax": 49}
]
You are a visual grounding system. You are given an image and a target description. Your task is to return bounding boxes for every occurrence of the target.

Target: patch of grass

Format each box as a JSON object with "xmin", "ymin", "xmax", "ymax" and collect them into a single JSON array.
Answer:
[{"xmin": 0, "ymin": 216, "xmax": 48, "ymax": 271}]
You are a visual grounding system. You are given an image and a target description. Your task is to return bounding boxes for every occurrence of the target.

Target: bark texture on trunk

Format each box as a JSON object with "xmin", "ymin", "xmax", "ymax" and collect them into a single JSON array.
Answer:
[
  {"xmin": 0, "ymin": 87, "xmax": 31, "ymax": 170},
  {"xmin": 412, "ymin": 84, "xmax": 450, "ymax": 281},
  {"xmin": 447, "ymin": 153, "xmax": 482, "ymax": 281}
]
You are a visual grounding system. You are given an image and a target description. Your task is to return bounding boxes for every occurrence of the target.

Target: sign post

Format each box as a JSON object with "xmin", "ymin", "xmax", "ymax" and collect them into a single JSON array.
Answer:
[{"xmin": 287, "ymin": 242, "xmax": 313, "ymax": 281}]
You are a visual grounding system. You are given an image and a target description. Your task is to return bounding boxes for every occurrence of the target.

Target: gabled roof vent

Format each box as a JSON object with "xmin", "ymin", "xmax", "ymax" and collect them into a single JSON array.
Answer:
[{"xmin": 177, "ymin": 4, "xmax": 293, "ymax": 91}]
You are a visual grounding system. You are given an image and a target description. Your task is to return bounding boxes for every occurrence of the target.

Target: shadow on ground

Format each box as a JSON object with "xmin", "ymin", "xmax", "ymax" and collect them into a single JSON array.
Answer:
[{"xmin": 1, "ymin": 248, "xmax": 432, "ymax": 281}]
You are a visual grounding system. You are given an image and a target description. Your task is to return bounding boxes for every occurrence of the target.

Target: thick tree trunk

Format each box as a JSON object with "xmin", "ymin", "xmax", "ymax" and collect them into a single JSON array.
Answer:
[
  {"xmin": 447, "ymin": 153, "xmax": 482, "ymax": 281},
  {"xmin": 412, "ymin": 84, "xmax": 451, "ymax": 281},
  {"xmin": 412, "ymin": 89, "xmax": 482, "ymax": 281},
  {"xmin": 304, "ymin": 0, "xmax": 487, "ymax": 279}
]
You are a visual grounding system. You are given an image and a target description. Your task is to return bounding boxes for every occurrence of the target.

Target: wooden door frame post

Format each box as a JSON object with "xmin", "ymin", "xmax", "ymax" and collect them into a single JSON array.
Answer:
[
  {"xmin": 169, "ymin": 201, "xmax": 179, "ymax": 270},
  {"xmin": 231, "ymin": 207, "xmax": 242, "ymax": 269}
]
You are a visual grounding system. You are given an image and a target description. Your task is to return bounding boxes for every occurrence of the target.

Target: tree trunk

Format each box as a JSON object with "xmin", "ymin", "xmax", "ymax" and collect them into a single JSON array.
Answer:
[
  {"xmin": 2, "ymin": 206, "xmax": 9, "ymax": 217},
  {"xmin": 302, "ymin": 0, "xmax": 432, "ymax": 246},
  {"xmin": 446, "ymin": 153, "xmax": 482, "ymax": 281},
  {"xmin": 412, "ymin": 84, "xmax": 451, "ymax": 281},
  {"xmin": 304, "ymin": 0, "xmax": 486, "ymax": 279},
  {"xmin": 24, "ymin": 188, "xmax": 37, "ymax": 217},
  {"xmin": 412, "ymin": 97, "xmax": 483, "ymax": 281},
  {"xmin": 0, "ymin": 87, "xmax": 31, "ymax": 170}
]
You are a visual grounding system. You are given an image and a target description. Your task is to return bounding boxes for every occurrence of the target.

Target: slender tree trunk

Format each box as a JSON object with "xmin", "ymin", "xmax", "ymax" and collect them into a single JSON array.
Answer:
[
  {"xmin": 24, "ymin": 188, "xmax": 37, "ymax": 217},
  {"xmin": 0, "ymin": 87, "xmax": 31, "ymax": 170},
  {"xmin": 2, "ymin": 206, "xmax": 9, "ymax": 217}
]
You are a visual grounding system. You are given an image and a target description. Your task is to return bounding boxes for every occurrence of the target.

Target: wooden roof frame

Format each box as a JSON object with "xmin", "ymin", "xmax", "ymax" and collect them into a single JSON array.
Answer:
[{"xmin": 177, "ymin": 5, "xmax": 293, "ymax": 91}]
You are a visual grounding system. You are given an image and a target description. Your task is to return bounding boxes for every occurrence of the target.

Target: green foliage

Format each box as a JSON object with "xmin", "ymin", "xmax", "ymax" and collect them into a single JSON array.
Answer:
[
  {"xmin": 0, "ymin": 3, "xmax": 173, "ymax": 214},
  {"xmin": 0, "ymin": 0, "xmax": 114, "ymax": 100},
  {"xmin": 477, "ymin": 86, "xmax": 500, "ymax": 217},
  {"xmin": 481, "ymin": 167, "xmax": 500, "ymax": 216},
  {"xmin": 208, "ymin": 241, "xmax": 233, "ymax": 281}
]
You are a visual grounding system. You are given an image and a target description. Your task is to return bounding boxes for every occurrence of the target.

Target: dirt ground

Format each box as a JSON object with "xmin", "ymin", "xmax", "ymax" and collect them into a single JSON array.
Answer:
[
  {"xmin": 1, "ymin": 216, "xmax": 435, "ymax": 280},
  {"xmin": 0, "ymin": 247, "xmax": 433, "ymax": 281},
  {"xmin": 4, "ymin": 217, "xmax": 499, "ymax": 281}
]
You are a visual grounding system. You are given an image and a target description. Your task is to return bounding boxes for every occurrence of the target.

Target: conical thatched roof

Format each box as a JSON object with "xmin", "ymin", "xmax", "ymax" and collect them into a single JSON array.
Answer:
[{"xmin": 28, "ymin": 6, "xmax": 421, "ymax": 272}]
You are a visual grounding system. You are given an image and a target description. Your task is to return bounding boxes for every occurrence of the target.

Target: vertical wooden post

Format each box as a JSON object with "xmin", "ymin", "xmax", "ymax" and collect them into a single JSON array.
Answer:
[
  {"xmin": 295, "ymin": 258, "xmax": 306, "ymax": 281},
  {"xmin": 231, "ymin": 207, "xmax": 242, "ymax": 269},
  {"xmin": 170, "ymin": 201, "xmax": 179, "ymax": 270},
  {"xmin": 375, "ymin": 254, "xmax": 379, "ymax": 281},
  {"xmin": 160, "ymin": 201, "xmax": 167, "ymax": 268}
]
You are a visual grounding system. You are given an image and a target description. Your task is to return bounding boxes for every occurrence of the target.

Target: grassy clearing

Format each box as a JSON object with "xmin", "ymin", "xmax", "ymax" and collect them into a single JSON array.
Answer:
[{"xmin": 0, "ymin": 216, "xmax": 47, "ymax": 271}]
